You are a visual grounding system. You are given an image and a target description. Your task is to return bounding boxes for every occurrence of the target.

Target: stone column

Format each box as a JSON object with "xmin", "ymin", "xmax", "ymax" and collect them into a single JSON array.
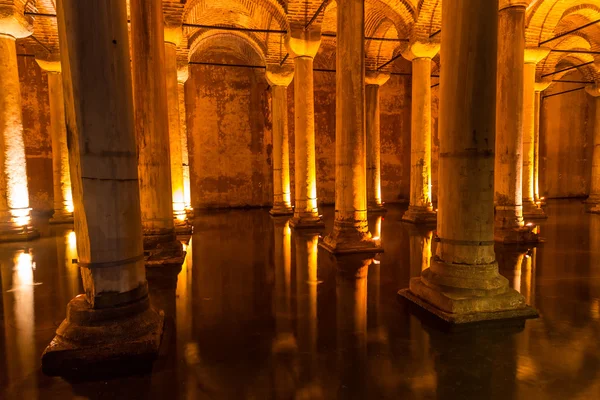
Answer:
[
  {"xmin": 522, "ymin": 48, "xmax": 550, "ymax": 219},
  {"xmin": 36, "ymin": 59, "xmax": 74, "ymax": 224},
  {"xmin": 177, "ymin": 65, "xmax": 193, "ymax": 217},
  {"xmin": 164, "ymin": 26, "xmax": 190, "ymax": 233},
  {"xmin": 286, "ymin": 28, "xmax": 323, "ymax": 229},
  {"xmin": 585, "ymin": 85, "xmax": 600, "ymax": 213},
  {"xmin": 0, "ymin": 7, "xmax": 39, "ymax": 241},
  {"xmin": 322, "ymin": 0, "xmax": 380, "ymax": 254},
  {"xmin": 130, "ymin": 0, "xmax": 183, "ymax": 266},
  {"xmin": 402, "ymin": 41, "xmax": 440, "ymax": 225},
  {"xmin": 495, "ymin": 2, "xmax": 538, "ymax": 243},
  {"xmin": 365, "ymin": 72, "xmax": 390, "ymax": 212},
  {"xmin": 42, "ymin": 0, "xmax": 163, "ymax": 373},
  {"xmin": 533, "ymin": 83, "xmax": 549, "ymax": 205},
  {"xmin": 266, "ymin": 66, "xmax": 294, "ymax": 216},
  {"xmin": 399, "ymin": 0, "xmax": 537, "ymax": 324}
]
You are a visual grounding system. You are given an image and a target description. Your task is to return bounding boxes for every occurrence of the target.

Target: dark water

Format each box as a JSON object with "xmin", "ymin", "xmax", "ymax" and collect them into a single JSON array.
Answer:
[{"xmin": 1, "ymin": 199, "xmax": 599, "ymax": 399}]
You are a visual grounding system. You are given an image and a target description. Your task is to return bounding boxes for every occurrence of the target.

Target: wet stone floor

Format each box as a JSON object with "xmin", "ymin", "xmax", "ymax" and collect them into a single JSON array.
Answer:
[{"xmin": 0, "ymin": 199, "xmax": 599, "ymax": 399}]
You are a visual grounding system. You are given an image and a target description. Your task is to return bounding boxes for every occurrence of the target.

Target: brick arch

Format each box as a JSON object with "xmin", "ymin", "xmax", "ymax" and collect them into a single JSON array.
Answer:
[
  {"xmin": 366, "ymin": 19, "xmax": 399, "ymax": 70},
  {"xmin": 542, "ymin": 52, "xmax": 599, "ymax": 85},
  {"xmin": 414, "ymin": 0, "xmax": 442, "ymax": 40},
  {"xmin": 189, "ymin": 31, "xmax": 267, "ymax": 66},
  {"xmin": 538, "ymin": 34, "xmax": 594, "ymax": 77}
]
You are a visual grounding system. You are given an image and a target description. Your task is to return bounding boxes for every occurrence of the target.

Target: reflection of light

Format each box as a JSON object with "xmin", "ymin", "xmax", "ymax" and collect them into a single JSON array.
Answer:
[
  {"xmin": 517, "ymin": 355, "xmax": 537, "ymax": 381},
  {"xmin": 591, "ymin": 299, "xmax": 600, "ymax": 321},
  {"xmin": 372, "ymin": 236, "xmax": 380, "ymax": 241},
  {"xmin": 67, "ymin": 230, "xmax": 77, "ymax": 248},
  {"xmin": 373, "ymin": 259, "xmax": 380, "ymax": 265},
  {"xmin": 66, "ymin": 201, "xmax": 74, "ymax": 213},
  {"xmin": 526, "ymin": 223, "xmax": 534, "ymax": 227}
]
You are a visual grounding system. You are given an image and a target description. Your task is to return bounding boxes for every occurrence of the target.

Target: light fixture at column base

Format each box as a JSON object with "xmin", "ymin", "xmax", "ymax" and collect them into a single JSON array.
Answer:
[
  {"xmin": 289, "ymin": 216, "xmax": 325, "ymax": 229},
  {"xmin": 401, "ymin": 206, "xmax": 437, "ymax": 225},
  {"xmin": 494, "ymin": 225, "xmax": 540, "ymax": 244},
  {"xmin": 319, "ymin": 232, "xmax": 383, "ymax": 255},
  {"xmin": 367, "ymin": 202, "xmax": 387, "ymax": 213},
  {"xmin": 50, "ymin": 211, "xmax": 74, "ymax": 224},
  {"xmin": 523, "ymin": 202, "xmax": 547, "ymax": 219},
  {"xmin": 269, "ymin": 206, "xmax": 294, "ymax": 216},
  {"xmin": 41, "ymin": 295, "xmax": 164, "ymax": 377}
]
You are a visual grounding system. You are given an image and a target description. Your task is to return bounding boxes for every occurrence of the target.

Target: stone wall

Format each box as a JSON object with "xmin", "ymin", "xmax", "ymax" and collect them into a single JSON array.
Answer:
[{"xmin": 540, "ymin": 72, "xmax": 594, "ymax": 199}]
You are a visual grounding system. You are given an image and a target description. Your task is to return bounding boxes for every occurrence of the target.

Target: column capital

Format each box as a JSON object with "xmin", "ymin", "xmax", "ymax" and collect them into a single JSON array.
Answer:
[
  {"xmin": 401, "ymin": 40, "xmax": 440, "ymax": 62},
  {"xmin": 499, "ymin": 0, "xmax": 531, "ymax": 11},
  {"xmin": 586, "ymin": 84, "xmax": 600, "ymax": 97},
  {"xmin": 285, "ymin": 27, "xmax": 321, "ymax": 59},
  {"xmin": 266, "ymin": 65, "xmax": 294, "ymax": 87},
  {"xmin": 365, "ymin": 71, "xmax": 390, "ymax": 87},
  {"xmin": 177, "ymin": 64, "xmax": 189, "ymax": 84},
  {"xmin": 534, "ymin": 80, "xmax": 552, "ymax": 92},
  {"xmin": 164, "ymin": 25, "xmax": 183, "ymax": 46},
  {"xmin": 0, "ymin": 5, "xmax": 33, "ymax": 39},
  {"xmin": 524, "ymin": 47, "xmax": 551, "ymax": 64},
  {"xmin": 35, "ymin": 54, "xmax": 62, "ymax": 73}
]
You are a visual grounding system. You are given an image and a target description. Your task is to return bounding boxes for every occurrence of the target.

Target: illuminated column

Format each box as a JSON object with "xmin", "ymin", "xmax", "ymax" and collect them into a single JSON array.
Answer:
[
  {"xmin": 533, "ymin": 82, "xmax": 550, "ymax": 205},
  {"xmin": 177, "ymin": 65, "xmax": 193, "ymax": 217},
  {"xmin": 495, "ymin": 2, "xmax": 538, "ymax": 243},
  {"xmin": 131, "ymin": 0, "xmax": 184, "ymax": 265},
  {"xmin": 272, "ymin": 218, "xmax": 295, "ymax": 353},
  {"xmin": 402, "ymin": 41, "xmax": 440, "ymax": 225},
  {"xmin": 286, "ymin": 28, "xmax": 323, "ymax": 228},
  {"xmin": 399, "ymin": 0, "xmax": 537, "ymax": 323},
  {"xmin": 586, "ymin": 85, "xmax": 600, "ymax": 213},
  {"xmin": 322, "ymin": 0, "xmax": 380, "ymax": 254},
  {"xmin": 0, "ymin": 8, "xmax": 39, "ymax": 241},
  {"xmin": 36, "ymin": 59, "xmax": 74, "ymax": 224},
  {"xmin": 43, "ymin": 0, "xmax": 163, "ymax": 372},
  {"xmin": 365, "ymin": 72, "xmax": 390, "ymax": 212},
  {"xmin": 164, "ymin": 26, "xmax": 190, "ymax": 233},
  {"xmin": 522, "ymin": 48, "xmax": 550, "ymax": 219},
  {"xmin": 266, "ymin": 65, "xmax": 294, "ymax": 216}
]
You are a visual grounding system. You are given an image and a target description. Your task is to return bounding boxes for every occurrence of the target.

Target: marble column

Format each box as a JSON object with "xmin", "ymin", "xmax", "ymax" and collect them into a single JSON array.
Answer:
[
  {"xmin": 399, "ymin": 0, "xmax": 537, "ymax": 323},
  {"xmin": 42, "ymin": 0, "xmax": 163, "ymax": 373},
  {"xmin": 495, "ymin": 2, "xmax": 538, "ymax": 243},
  {"xmin": 130, "ymin": 0, "xmax": 184, "ymax": 266},
  {"xmin": 0, "ymin": 7, "xmax": 39, "ymax": 241},
  {"xmin": 365, "ymin": 72, "xmax": 390, "ymax": 212},
  {"xmin": 533, "ymin": 82, "xmax": 549, "ymax": 206},
  {"xmin": 522, "ymin": 48, "xmax": 550, "ymax": 219},
  {"xmin": 266, "ymin": 66, "xmax": 294, "ymax": 216},
  {"xmin": 322, "ymin": 0, "xmax": 380, "ymax": 254},
  {"xmin": 402, "ymin": 41, "xmax": 440, "ymax": 224},
  {"xmin": 585, "ymin": 85, "xmax": 600, "ymax": 213},
  {"xmin": 177, "ymin": 66, "xmax": 193, "ymax": 217},
  {"xmin": 286, "ymin": 28, "xmax": 323, "ymax": 229},
  {"xmin": 36, "ymin": 59, "xmax": 74, "ymax": 224},
  {"xmin": 164, "ymin": 26, "xmax": 191, "ymax": 233}
]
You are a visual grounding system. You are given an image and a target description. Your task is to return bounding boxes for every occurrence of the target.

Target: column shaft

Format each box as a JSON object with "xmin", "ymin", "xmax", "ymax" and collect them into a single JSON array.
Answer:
[
  {"xmin": 0, "ymin": 35, "xmax": 38, "ymax": 240},
  {"xmin": 366, "ymin": 84, "xmax": 383, "ymax": 210},
  {"xmin": 47, "ymin": 72, "xmax": 74, "ymax": 223},
  {"xmin": 322, "ymin": 0, "xmax": 379, "ymax": 254},
  {"xmin": 178, "ymin": 82, "xmax": 192, "ymax": 212},
  {"xmin": 131, "ymin": 0, "xmax": 183, "ymax": 262},
  {"xmin": 271, "ymin": 85, "xmax": 293, "ymax": 215},
  {"xmin": 291, "ymin": 56, "xmax": 322, "ymax": 227},
  {"xmin": 588, "ymin": 97, "xmax": 600, "ymax": 212},
  {"xmin": 403, "ymin": 57, "xmax": 436, "ymax": 224},
  {"xmin": 164, "ymin": 43, "xmax": 186, "ymax": 220},
  {"xmin": 534, "ymin": 91, "xmax": 542, "ymax": 203}
]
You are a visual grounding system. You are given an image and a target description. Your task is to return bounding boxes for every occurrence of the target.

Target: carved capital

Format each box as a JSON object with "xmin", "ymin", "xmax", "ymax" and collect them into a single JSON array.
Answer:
[
  {"xmin": 365, "ymin": 71, "xmax": 390, "ymax": 86},
  {"xmin": 401, "ymin": 40, "xmax": 440, "ymax": 62},
  {"xmin": 524, "ymin": 47, "xmax": 551, "ymax": 64},
  {"xmin": 285, "ymin": 27, "xmax": 321, "ymax": 59},
  {"xmin": 266, "ymin": 65, "xmax": 294, "ymax": 87},
  {"xmin": 0, "ymin": 5, "xmax": 32, "ymax": 39}
]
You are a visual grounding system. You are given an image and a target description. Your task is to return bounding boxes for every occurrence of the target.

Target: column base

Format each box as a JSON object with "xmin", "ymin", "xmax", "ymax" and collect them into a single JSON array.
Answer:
[
  {"xmin": 270, "ymin": 205, "xmax": 294, "ymax": 216},
  {"xmin": 50, "ymin": 211, "xmax": 74, "ymax": 224},
  {"xmin": 41, "ymin": 294, "xmax": 164, "ymax": 376},
  {"xmin": 367, "ymin": 202, "xmax": 387, "ymax": 213},
  {"xmin": 143, "ymin": 228, "xmax": 185, "ymax": 269},
  {"xmin": 320, "ymin": 229, "xmax": 383, "ymax": 255},
  {"xmin": 185, "ymin": 207, "xmax": 194, "ymax": 220},
  {"xmin": 173, "ymin": 217, "xmax": 193, "ymax": 235},
  {"xmin": 585, "ymin": 198, "xmax": 600, "ymax": 214},
  {"xmin": 401, "ymin": 206, "xmax": 437, "ymax": 225},
  {"xmin": 494, "ymin": 225, "xmax": 539, "ymax": 244},
  {"xmin": 523, "ymin": 202, "xmax": 547, "ymax": 219},
  {"xmin": 290, "ymin": 216, "xmax": 325, "ymax": 229},
  {"xmin": 0, "ymin": 226, "xmax": 40, "ymax": 242}
]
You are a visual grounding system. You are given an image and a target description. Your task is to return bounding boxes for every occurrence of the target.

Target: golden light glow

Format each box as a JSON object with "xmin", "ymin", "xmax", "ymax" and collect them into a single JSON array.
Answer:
[
  {"xmin": 11, "ymin": 207, "xmax": 31, "ymax": 227},
  {"xmin": 67, "ymin": 230, "xmax": 77, "ymax": 250}
]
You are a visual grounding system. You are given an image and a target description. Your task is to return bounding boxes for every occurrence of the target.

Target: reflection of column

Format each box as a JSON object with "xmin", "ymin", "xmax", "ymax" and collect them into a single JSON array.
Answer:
[
  {"xmin": 365, "ymin": 72, "xmax": 390, "ymax": 212},
  {"xmin": 401, "ymin": 0, "xmax": 537, "ymax": 323},
  {"xmin": 585, "ymin": 86, "xmax": 600, "ymax": 213},
  {"xmin": 522, "ymin": 48, "xmax": 550, "ymax": 219},
  {"xmin": 322, "ymin": 0, "xmax": 380, "ymax": 255},
  {"xmin": 495, "ymin": 3, "xmax": 538, "ymax": 243},
  {"xmin": 0, "ymin": 9, "xmax": 39, "ymax": 241},
  {"xmin": 533, "ymin": 83, "xmax": 549, "ymax": 206},
  {"xmin": 294, "ymin": 231, "xmax": 321, "ymax": 398},
  {"xmin": 131, "ymin": 0, "xmax": 184, "ymax": 264},
  {"xmin": 335, "ymin": 255, "xmax": 372, "ymax": 399},
  {"xmin": 164, "ymin": 26, "xmax": 191, "ymax": 233},
  {"xmin": 286, "ymin": 28, "xmax": 323, "ymax": 229},
  {"xmin": 402, "ymin": 41, "xmax": 440, "ymax": 225},
  {"xmin": 273, "ymin": 218, "xmax": 295, "ymax": 352},
  {"xmin": 496, "ymin": 247, "xmax": 526, "ymax": 293},
  {"xmin": 406, "ymin": 225, "xmax": 433, "ymax": 279},
  {"xmin": 178, "ymin": 65, "xmax": 193, "ymax": 217},
  {"xmin": 266, "ymin": 66, "xmax": 294, "ymax": 216},
  {"xmin": 55, "ymin": 230, "xmax": 80, "ymax": 301},
  {"xmin": 36, "ymin": 59, "xmax": 74, "ymax": 224},
  {"xmin": 43, "ymin": 0, "xmax": 163, "ymax": 373}
]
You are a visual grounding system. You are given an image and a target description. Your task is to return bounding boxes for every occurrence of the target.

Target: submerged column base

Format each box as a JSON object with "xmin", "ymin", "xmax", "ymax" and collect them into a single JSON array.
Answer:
[
  {"xmin": 320, "ymin": 222, "xmax": 383, "ymax": 255},
  {"xmin": 523, "ymin": 201, "xmax": 547, "ymax": 219},
  {"xmin": 402, "ymin": 206, "xmax": 437, "ymax": 225},
  {"xmin": 0, "ymin": 211, "xmax": 40, "ymax": 242},
  {"xmin": 368, "ymin": 201, "xmax": 387, "ymax": 213},
  {"xmin": 173, "ymin": 211, "xmax": 193, "ymax": 235},
  {"xmin": 494, "ymin": 225, "xmax": 539, "ymax": 244},
  {"xmin": 399, "ymin": 258, "xmax": 538, "ymax": 324},
  {"xmin": 41, "ymin": 294, "xmax": 164, "ymax": 376},
  {"xmin": 290, "ymin": 215, "xmax": 325, "ymax": 229},
  {"xmin": 585, "ymin": 197, "xmax": 600, "ymax": 214},
  {"xmin": 50, "ymin": 210, "xmax": 74, "ymax": 224},
  {"xmin": 144, "ymin": 228, "xmax": 185, "ymax": 269},
  {"xmin": 270, "ymin": 204, "xmax": 294, "ymax": 216}
]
